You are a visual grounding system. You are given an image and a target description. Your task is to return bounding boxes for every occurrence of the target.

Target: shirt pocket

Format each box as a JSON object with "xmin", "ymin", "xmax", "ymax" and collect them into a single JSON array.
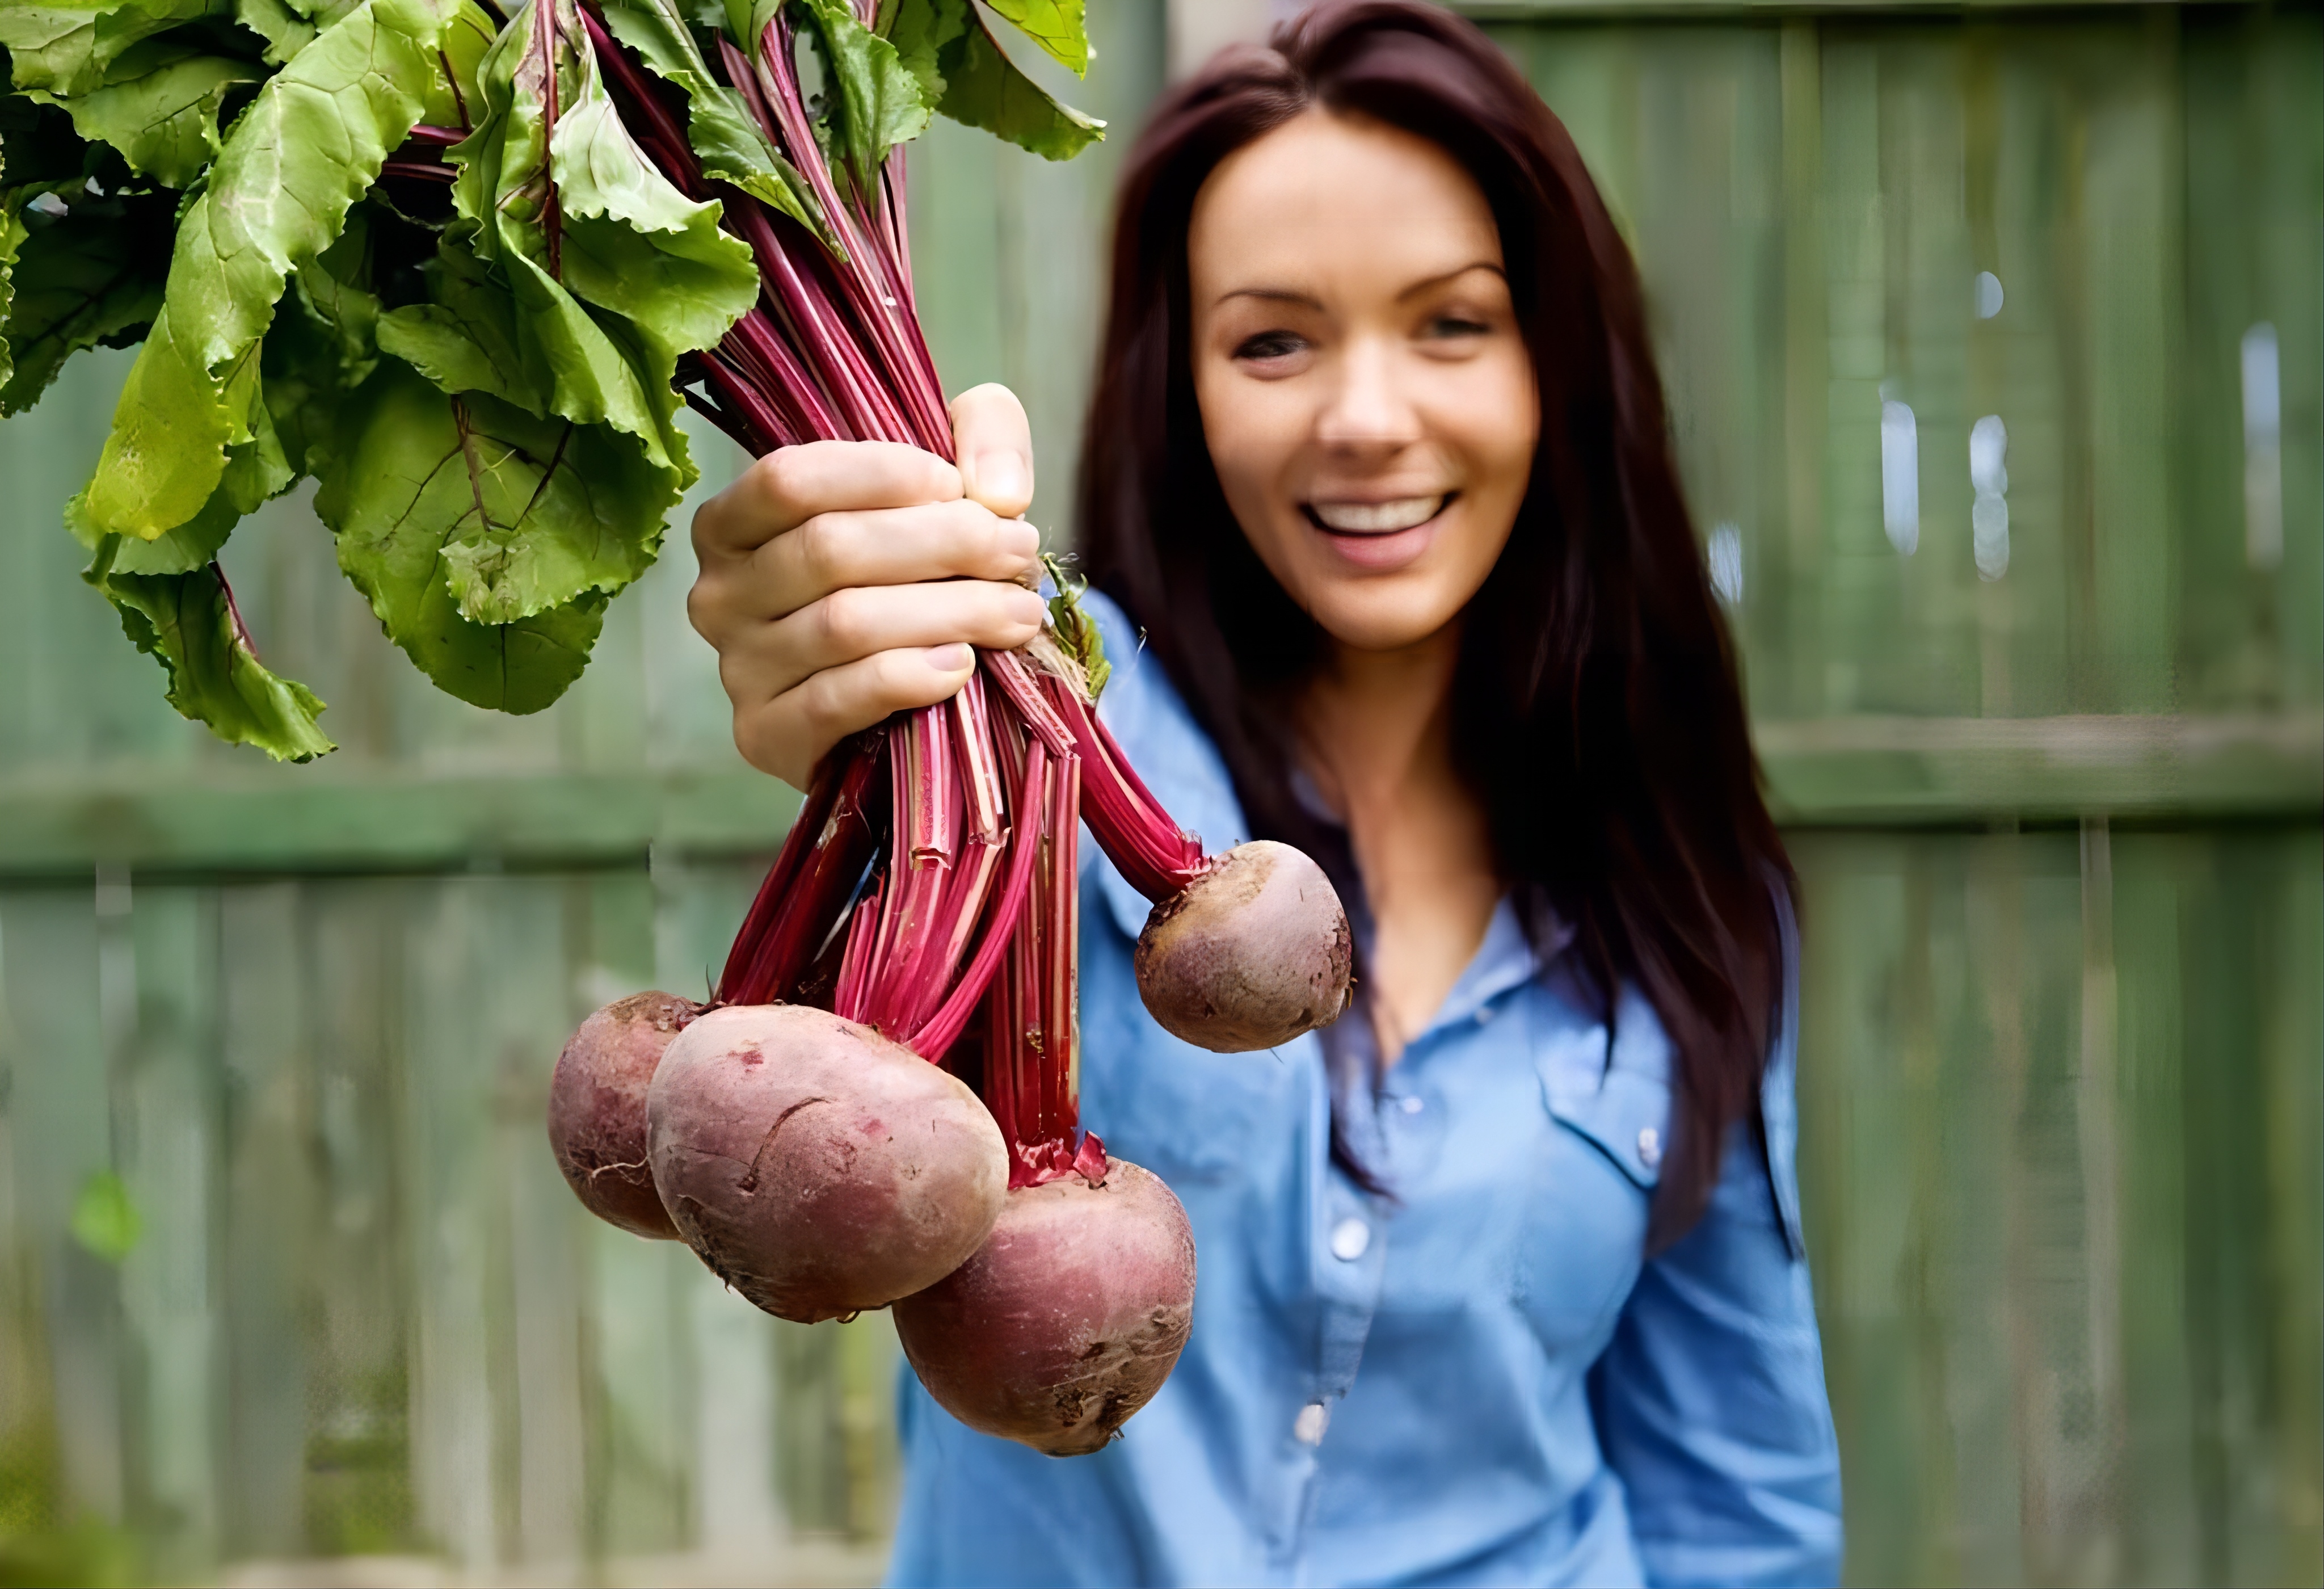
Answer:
[{"xmin": 1510, "ymin": 1025, "xmax": 1668, "ymax": 1355}]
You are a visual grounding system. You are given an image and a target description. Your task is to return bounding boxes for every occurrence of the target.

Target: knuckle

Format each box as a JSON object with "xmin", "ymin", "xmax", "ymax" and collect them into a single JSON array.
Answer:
[
  {"xmin": 791, "ymin": 513, "xmax": 848, "ymax": 591},
  {"xmin": 814, "ymin": 586, "xmax": 872, "ymax": 657}
]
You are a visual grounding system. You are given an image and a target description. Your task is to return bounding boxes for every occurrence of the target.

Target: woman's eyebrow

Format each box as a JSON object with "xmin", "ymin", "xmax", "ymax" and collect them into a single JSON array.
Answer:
[
  {"xmin": 1217, "ymin": 287, "xmax": 1324, "ymax": 309},
  {"xmin": 1396, "ymin": 261, "xmax": 1506, "ymax": 301}
]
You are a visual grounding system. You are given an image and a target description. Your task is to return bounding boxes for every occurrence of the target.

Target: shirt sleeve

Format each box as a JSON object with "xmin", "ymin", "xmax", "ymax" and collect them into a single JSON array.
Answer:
[{"xmin": 1586, "ymin": 905, "xmax": 1845, "ymax": 1588}]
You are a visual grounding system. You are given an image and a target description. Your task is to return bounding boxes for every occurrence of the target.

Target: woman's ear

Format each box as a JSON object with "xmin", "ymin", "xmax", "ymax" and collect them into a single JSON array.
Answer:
[{"xmin": 950, "ymin": 384, "xmax": 1035, "ymax": 521}]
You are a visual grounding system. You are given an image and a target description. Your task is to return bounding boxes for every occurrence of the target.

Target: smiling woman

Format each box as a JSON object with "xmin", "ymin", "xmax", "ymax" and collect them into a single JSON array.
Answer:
[{"xmin": 688, "ymin": 2, "xmax": 1839, "ymax": 1583}]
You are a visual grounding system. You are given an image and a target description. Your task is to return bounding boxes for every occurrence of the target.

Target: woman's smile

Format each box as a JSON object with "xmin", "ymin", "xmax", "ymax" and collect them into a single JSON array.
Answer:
[{"xmin": 1303, "ymin": 492, "xmax": 1456, "ymax": 570}]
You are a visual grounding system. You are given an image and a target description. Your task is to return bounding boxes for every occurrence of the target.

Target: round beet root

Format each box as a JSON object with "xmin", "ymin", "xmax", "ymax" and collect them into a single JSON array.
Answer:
[
  {"xmin": 647, "ymin": 1004, "xmax": 1008, "ymax": 1323},
  {"xmin": 894, "ymin": 1158, "xmax": 1195, "ymax": 1457},
  {"xmin": 1134, "ymin": 840, "xmax": 1354, "ymax": 1053},
  {"xmin": 548, "ymin": 991, "xmax": 704, "ymax": 1240}
]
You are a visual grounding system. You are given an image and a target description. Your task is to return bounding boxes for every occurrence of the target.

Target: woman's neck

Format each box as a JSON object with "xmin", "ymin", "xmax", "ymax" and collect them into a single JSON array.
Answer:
[{"xmin": 1299, "ymin": 623, "xmax": 1500, "ymax": 1063}]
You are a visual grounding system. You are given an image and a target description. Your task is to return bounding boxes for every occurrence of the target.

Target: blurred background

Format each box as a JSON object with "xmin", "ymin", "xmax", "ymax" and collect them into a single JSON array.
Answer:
[{"xmin": 0, "ymin": 0, "xmax": 2315, "ymax": 1584}]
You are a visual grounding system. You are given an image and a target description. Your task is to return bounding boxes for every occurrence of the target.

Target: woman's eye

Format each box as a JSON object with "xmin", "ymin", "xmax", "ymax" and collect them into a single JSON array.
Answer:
[
  {"xmin": 1233, "ymin": 331, "xmax": 1307, "ymax": 362},
  {"xmin": 1425, "ymin": 313, "xmax": 1493, "ymax": 340}
]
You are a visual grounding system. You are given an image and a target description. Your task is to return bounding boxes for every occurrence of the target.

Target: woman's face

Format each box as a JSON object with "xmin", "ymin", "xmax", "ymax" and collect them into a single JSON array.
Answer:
[{"xmin": 1188, "ymin": 110, "xmax": 1538, "ymax": 655}]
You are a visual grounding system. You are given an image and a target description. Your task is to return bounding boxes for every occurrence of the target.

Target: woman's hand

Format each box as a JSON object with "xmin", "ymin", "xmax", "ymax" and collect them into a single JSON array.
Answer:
[{"xmin": 688, "ymin": 385, "xmax": 1046, "ymax": 789}]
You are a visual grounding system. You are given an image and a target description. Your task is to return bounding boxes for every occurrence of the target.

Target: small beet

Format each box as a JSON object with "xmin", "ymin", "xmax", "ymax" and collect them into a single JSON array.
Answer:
[
  {"xmin": 1134, "ymin": 840, "xmax": 1354, "ymax": 1052},
  {"xmin": 548, "ymin": 991, "xmax": 704, "ymax": 1240},
  {"xmin": 894, "ymin": 1158, "xmax": 1195, "ymax": 1456},
  {"xmin": 647, "ymin": 1003, "xmax": 1008, "ymax": 1323}
]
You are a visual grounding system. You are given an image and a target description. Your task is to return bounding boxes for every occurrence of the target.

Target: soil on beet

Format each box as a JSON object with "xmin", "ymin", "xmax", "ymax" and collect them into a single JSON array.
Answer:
[
  {"xmin": 647, "ymin": 1003, "xmax": 1009, "ymax": 1323},
  {"xmin": 892, "ymin": 1158, "xmax": 1196, "ymax": 1456},
  {"xmin": 548, "ymin": 990, "xmax": 704, "ymax": 1240},
  {"xmin": 1135, "ymin": 840, "xmax": 1353, "ymax": 1053}
]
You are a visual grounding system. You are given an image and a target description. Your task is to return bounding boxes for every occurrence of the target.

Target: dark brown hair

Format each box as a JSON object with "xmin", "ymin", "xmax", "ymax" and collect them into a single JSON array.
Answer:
[{"xmin": 1073, "ymin": 0, "xmax": 1792, "ymax": 1242}]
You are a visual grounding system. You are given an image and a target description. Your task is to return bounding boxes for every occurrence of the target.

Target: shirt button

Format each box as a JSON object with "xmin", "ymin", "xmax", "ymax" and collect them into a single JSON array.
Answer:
[
  {"xmin": 1399, "ymin": 1095, "xmax": 1424, "ymax": 1115},
  {"xmin": 1637, "ymin": 1126, "xmax": 1662, "ymax": 1170},
  {"xmin": 1329, "ymin": 1217, "xmax": 1370, "ymax": 1261},
  {"xmin": 1475, "ymin": 1004, "xmax": 1494, "ymax": 1025},
  {"xmin": 1293, "ymin": 1402, "xmax": 1331, "ymax": 1445}
]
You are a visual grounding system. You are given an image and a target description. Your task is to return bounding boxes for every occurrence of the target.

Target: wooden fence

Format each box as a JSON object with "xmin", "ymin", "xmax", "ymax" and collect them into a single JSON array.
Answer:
[{"xmin": 0, "ymin": 2, "xmax": 2314, "ymax": 1584}]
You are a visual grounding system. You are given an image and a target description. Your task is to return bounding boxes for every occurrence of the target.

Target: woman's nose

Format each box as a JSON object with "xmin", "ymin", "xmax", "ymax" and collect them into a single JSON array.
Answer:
[{"xmin": 1315, "ymin": 337, "xmax": 1422, "ymax": 452}]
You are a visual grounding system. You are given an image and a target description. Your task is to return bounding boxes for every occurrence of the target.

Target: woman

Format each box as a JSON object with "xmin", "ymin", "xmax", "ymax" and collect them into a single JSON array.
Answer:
[{"xmin": 687, "ymin": 3, "xmax": 1842, "ymax": 1583}]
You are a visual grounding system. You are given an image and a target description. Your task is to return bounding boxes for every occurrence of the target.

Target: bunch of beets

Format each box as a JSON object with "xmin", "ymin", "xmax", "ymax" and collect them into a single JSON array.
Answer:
[{"xmin": 511, "ymin": 2, "xmax": 1357, "ymax": 1453}]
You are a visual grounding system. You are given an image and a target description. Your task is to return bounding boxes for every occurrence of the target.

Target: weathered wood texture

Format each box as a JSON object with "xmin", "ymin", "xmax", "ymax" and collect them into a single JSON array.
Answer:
[{"xmin": 0, "ymin": 3, "xmax": 2314, "ymax": 1586}]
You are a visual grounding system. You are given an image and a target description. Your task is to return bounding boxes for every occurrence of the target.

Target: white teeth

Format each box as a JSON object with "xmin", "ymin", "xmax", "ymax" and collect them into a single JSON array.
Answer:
[{"xmin": 1310, "ymin": 495, "xmax": 1444, "ymax": 534}]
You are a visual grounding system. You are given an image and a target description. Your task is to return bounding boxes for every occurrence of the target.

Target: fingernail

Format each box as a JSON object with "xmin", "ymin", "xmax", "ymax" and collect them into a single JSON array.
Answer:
[
  {"xmin": 974, "ymin": 448, "xmax": 1028, "ymax": 506},
  {"xmin": 925, "ymin": 643, "xmax": 973, "ymax": 671},
  {"xmin": 1006, "ymin": 587, "xmax": 1046, "ymax": 624},
  {"xmin": 999, "ymin": 519, "xmax": 1039, "ymax": 559}
]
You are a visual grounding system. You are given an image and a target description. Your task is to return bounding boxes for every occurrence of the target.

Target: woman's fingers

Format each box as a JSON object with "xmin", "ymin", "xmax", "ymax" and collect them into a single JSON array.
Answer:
[
  {"xmin": 749, "ymin": 498, "xmax": 1039, "ymax": 625},
  {"xmin": 731, "ymin": 644, "xmax": 981, "ymax": 788},
  {"xmin": 718, "ymin": 577, "xmax": 1046, "ymax": 720},
  {"xmin": 694, "ymin": 440, "xmax": 961, "ymax": 563},
  {"xmin": 950, "ymin": 385, "xmax": 1034, "ymax": 520}
]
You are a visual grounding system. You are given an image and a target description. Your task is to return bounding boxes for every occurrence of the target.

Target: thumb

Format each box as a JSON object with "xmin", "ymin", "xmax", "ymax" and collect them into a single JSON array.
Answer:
[{"xmin": 951, "ymin": 383, "xmax": 1034, "ymax": 520}]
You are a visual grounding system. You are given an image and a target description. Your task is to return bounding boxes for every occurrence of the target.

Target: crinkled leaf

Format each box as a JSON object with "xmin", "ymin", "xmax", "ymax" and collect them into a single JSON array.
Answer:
[
  {"xmin": 550, "ymin": 37, "xmax": 758, "ymax": 355},
  {"xmin": 0, "ymin": 209, "xmax": 25, "ymax": 397},
  {"xmin": 882, "ymin": 0, "xmax": 965, "ymax": 99},
  {"xmin": 931, "ymin": 2, "xmax": 1097, "ymax": 161},
  {"xmin": 260, "ymin": 236, "xmax": 380, "ymax": 476},
  {"xmin": 979, "ymin": 0, "xmax": 1087, "ymax": 77},
  {"xmin": 597, "ymin": 0, "xmax": 826, "ymax": 238},
  {"xmin": 1, "ymin": 198, "xmax": 175, "ymax": 413},
  {"xmin": 0, "ymin": 2, "xmax": 224, "ymax": 98},
  {"xmin": 449, "ymin": 0, "xmax": 686, "ymax": 469},
  {"xmin": 79, "ymin": 0, "xmax": 448, "ymax": 541},
  {"xmin": 82, "ymin": 536, "xmax": 336, "ymax": 760},
  {"xmin": 234, "ymin": 0, "xmax": 318, "ymax": 64},
  {"xmin": 318, "ymin": 358, "xmax": 618, "ymax": 712},
  {"xmin": 419, "ymin": 0, "xmax": 494, "ymax": 131},
  {"xmin": 376, "ymin": 242, "xmax": 542, "ymax": 408},
  {"xmin": 799, "ymin": 0, "xmax": 929, "ymax": 192},
  {"xmin": 34, "ymin": 35, "xmax": 264, "ymax": 187}
]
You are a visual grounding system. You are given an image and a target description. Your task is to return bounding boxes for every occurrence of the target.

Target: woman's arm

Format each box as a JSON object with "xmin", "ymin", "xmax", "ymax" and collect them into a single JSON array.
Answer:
[{"xmin": 1587, "ymin": 926, "xmax": 1844, "ymax": 1589}]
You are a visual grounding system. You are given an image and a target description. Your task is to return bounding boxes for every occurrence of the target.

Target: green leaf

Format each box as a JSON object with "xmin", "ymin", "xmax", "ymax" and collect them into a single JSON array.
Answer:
[
  {"xmin": 70, "ymin": 1171, "xmax": 141, "ymax": 1263},
  {"xmin": 882, "ymin": 0, "xmax": 965, "ymax": 99},
  {"xmin": 33, "ymin": 34, "xmax": 265, "ymax": 188},
  {"xmin": 597, "ymin": 0, "xmax": 827, "ymax": 238},
  {"xmin": 0, "ymin": 2, "xmax": 225, "ymax": 99},
  {"xmin": 799, "ymin": 0, "xmax": 929, "ymax": 193},
  {"xmin": 1, "ymin": 203, "xmax": 175, "ymax": 415},
  {"xmin": 449, "ymin": 0, "xmax": 689, "ymax": 470},
  {"xmin": 550, "ymin": 36, "xmax": 760, "ymax": 356},
  {"xmin": 929, "ymin": 1, "xmax": 1097, "ymax": 161},
  {"xmin": 0, "ymin": 208, "xmax": 26, "ymax": 398},
  {"xmin": 234, "ymin": 0, "xmax": 320, "ymax": 65},
  {"xmin": 419, "ymin": 0, "xmax": 494, "ymax": 131},
  {"xmin": 979, "ymin": 0, "xmax": 1087, "ymax": 77},
  {"xmin": 77, "ymin": 0, "xmax": 450, "ymax": 541},
  {"xmin": 317, "ymin": 355, "xmax": 643, "ymax": 711},
  {"xmin": 82, "ymin": 536, "xmax": 337, "ymax": 760}
]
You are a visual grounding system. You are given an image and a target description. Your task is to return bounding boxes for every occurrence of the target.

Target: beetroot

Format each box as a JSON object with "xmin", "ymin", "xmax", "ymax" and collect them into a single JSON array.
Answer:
[
  {"xmin": 1133, "ymin": 840, "xmax": 1354, "ymax": 1053},
  {"xmin": 1052, "ymin": 684, "xmax": 1354, "ymax": 1054},
  {"xmin": 548, "ymin": 991, "xmax": 704, "ymax": 1240},
  {"xmin": 894, "ymin": 1158, "xmax": 1195, "ymax": 1456},
  {"xmin": 646, "ymin": 1003, "xmax": 1008, "ymax": 1323}
]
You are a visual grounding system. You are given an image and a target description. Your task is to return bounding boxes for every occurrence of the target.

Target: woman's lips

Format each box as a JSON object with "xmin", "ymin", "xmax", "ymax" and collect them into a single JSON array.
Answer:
[{"xmin": 1302, "ymin": 494, "xmax": 1451, "ymax": 571}]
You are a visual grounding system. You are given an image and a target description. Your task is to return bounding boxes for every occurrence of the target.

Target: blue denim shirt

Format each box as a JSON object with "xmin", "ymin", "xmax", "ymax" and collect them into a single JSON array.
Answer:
[{"xmin": 887, "ymin": 594, "xmax": 1843, "ymax": 1588}]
